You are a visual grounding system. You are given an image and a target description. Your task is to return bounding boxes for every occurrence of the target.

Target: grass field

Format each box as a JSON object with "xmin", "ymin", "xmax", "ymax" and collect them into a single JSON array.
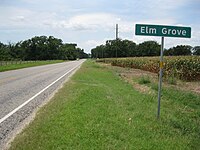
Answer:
[
  {"xmin": 0, "ymin": 60, "xmax": 65, "ymax": 72},
  {"xmin": 9, "ymin": 60, "xmax": 200, "ymax": 150}
]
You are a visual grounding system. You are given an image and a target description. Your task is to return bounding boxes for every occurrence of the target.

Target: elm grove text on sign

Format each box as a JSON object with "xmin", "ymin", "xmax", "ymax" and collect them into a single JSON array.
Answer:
[{"xmin": 135, "ymin": 24, "xmax": 191, "ymax": 38}]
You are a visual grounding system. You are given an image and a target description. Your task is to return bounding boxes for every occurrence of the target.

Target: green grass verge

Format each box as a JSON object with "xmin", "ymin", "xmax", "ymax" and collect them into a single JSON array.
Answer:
[
  {"xmin": 9, "ymin": 60, "xmax": 200, "ymax": 150},
  {"xmin": 0, "ymin": 60, "xmax": 65, "ymax": 72},
  {"xmin": 138, "ymin": 75, "xmax": 151, "ymax": 84}
]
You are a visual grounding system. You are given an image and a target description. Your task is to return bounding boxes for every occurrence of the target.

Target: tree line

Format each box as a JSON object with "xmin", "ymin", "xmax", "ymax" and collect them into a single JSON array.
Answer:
[
  {"xmin": 91, "ymin": 39, "xmax": 200, "ymax": 58},
  {"xmin": 0, "ymin": 36, "xmax": 89, "ymax": 61}
]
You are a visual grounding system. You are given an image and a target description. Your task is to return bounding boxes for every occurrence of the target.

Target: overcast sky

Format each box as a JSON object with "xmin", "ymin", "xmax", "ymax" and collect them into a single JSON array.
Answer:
[{"xmin": 0, "ymin": 0, "xmax": 199, "ymax": 53}]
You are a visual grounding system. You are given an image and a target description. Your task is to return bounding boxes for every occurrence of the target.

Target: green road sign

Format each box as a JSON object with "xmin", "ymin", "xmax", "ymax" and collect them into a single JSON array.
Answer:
[{"xmin": 135, "ymin": 24, "xmax": 191, "ymax": 38}]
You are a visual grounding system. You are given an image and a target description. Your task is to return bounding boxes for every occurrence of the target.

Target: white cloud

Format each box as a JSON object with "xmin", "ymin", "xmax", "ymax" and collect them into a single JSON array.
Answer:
[
  {"xmin": 58, "ymin": 13, "xmax": 121, "ymax": 31},
  {"xmin": 148, "ymin": 0, "xmax": 189, "ymax": 10},
  {"xmin": 0, "ymin": 0, "xmax": 199, "ymax": 52},
  {"xmin": 85, "ymin": 39, "xmax": 108, "ymax": 47},
  {"xmin": 0, "ymin": 6, "xmax": 60, "ymax": 30},
  {"xmin": 11, "ymin": 16, "xmax": 25, "ymax": 22},
  {"xmin": 128, "ymin": 0, "xmax": 189, "ymax": 17},
  {"xmin": 79, "ymin": 38, "xmax": 110, "ymax": 53},
  {"xmin": 135, "ymin": 19, "xmax": 176, "ymax": 26},
  {"xmin": 85, "ymin": 40, "xmax": 102, "ymax": 47}
]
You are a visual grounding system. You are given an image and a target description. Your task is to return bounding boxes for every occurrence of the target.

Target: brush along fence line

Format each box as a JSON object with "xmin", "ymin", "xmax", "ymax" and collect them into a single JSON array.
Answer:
[
  {"xmin": 0, "ymin": 60, "xmax": 58, "ymax": 66},
  {"xmin": 0, "ymin": 61, "xmax": 36, "ymax": 66},
  {"xmin": 97, "ymin": 56, "xmax": 200, "ymax": 81}
]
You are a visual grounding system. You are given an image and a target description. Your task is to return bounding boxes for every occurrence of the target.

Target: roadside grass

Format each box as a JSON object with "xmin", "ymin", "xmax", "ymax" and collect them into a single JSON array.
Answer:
[
  {"xmin": 0, "ymin": 60, "xmax": 65, "ymax": 72},
  {"xmin": 9, "ymin": 60, "xmax": 200, "ymax": 150},
  {"xmin": 138, "ymin": 75, "xmax": 151, "ymax": 84}
]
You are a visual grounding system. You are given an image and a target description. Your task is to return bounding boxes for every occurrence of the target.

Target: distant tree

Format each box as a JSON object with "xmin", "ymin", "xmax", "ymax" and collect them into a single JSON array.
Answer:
[
  {"xmin": 0, "ymin": 42, "xmax": 4, "ymax": 47},
  {"xmin": 0, "ymin": 36, "xmax": 88, "ymax": 61},
  {"xmin": 59, "ymin": 43, "xmax": 88, "ymax": 60},
  {"xmin": 137, "ymin": 41, "xmax": 160, "ymax": 56},
  {"xmin": 91, "ymin": 40, "xmax": 160, "ymax": 58},
  {"xmin": 192, "ymin": 46, "xmax": 200, "ymax": 55},
  {"xmin": 0, "ymin": 42, "xmax": 11, "ymax": 60},
  {"xmin": 122, "ymin": 40, "xmax": 137, "ymax": 57},
  {"xmin": 164, "ymin": 45, "xmax": 192, "ymax": 56},
  {"xmin": 164, "ymin": 47, "xmax": 173, "ymax": 56},
  {"xmin": 91, "ymin": 45, "xmax": 105, "ymax": 58},
  {"xmin": 19, "ymin": 36, "xmax": 63, "ymax": 60},
  {"xmin": 7, "ymin": 42, "xmax": 24, "ymax": 60},
  {"xmin": 105, "ymin": 39, "xmax": 120, "ymax": 58}
]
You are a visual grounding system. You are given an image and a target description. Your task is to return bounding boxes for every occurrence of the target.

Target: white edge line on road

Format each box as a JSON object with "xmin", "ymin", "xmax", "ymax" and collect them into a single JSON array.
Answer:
[{"xmin": 0, "ymin": 62, "xmax": 82, "ymax": 124}]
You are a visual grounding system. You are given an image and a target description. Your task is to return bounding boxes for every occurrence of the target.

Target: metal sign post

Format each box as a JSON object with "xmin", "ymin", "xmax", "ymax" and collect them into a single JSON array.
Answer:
[
  {"xmin": 135, "ymin": 24, "xmax": 191, "ymax": 119},
  {"xmin": 157, "ymin": 37, "xmax": 164, "ymax": 119}
]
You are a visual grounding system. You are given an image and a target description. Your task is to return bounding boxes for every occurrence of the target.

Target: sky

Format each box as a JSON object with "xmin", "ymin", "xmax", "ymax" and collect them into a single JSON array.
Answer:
[{"xmin": 0, "ymin": 0, "xmax": 199, "ymax": 53}]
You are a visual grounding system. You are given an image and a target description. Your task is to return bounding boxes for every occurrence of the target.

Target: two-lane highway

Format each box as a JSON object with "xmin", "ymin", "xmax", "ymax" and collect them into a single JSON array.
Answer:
[{"xmin": 0, "ymin": 59, "xmax": 85, "ymax": 148}]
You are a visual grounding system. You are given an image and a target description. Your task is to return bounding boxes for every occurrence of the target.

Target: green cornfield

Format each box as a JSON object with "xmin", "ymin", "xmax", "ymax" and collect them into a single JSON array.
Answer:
[{"xmin": 97, "ymin": 56, "xmax": 200, "ymax": 81}]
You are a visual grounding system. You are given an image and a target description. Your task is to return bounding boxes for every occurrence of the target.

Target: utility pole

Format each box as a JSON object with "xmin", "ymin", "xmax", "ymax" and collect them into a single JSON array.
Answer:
[
  {"xmin": 116, "ymin": 24, "xmax": 118, "ymax": 58},
  {"xmin": 116, "ymin": 24, "xmax": 118, "ymax": 39}
]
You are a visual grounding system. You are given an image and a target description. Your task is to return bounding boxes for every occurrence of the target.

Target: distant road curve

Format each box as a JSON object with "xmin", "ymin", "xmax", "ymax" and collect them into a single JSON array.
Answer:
[{"xmin": 0, "ymin": 59, "xmax": 85, "ymax": 148}]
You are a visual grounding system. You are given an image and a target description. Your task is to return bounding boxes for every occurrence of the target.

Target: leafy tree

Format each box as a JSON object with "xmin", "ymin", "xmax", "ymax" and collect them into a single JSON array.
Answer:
[
  {"xmin": 59, "ymin": 43, "xmax": 88, "ymax": 60},
  {"xmin": 164, "ymin": 45, "xmax": 192, "ymax": 56},
  {"xmin": 192, "ymin": 46, "xmax": 200, "ymax": 55},
  {"xmin": 137, "ymin": 41, "xmax": 160, "ymax": 56},
  {"xmin": 91, "ymin": 39, "xmax": 137, "ymax": 58},
  {"xmin": 122, "ymin": 40, "xmax": 137, "ymax": 57},
  {"xmin": 91, "ymin": 45, "xmax": 104, "ymax": 58},
  {"xmin": 164, "ymin": 48, "xmax": 173, "ymax": 56},
  {"xmin": 0, "ymin": 36, "xmax": 88, "ymax": 61},
  {"xmin": 0, "ymin": 42, "xmax": 11, "ymax": 60}
]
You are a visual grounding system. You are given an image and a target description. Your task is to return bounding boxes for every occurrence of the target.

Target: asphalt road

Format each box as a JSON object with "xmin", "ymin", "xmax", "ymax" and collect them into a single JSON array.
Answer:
[{"xmin": 0, "ymin": 59, "xmax": 85, "ymax": 148}]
